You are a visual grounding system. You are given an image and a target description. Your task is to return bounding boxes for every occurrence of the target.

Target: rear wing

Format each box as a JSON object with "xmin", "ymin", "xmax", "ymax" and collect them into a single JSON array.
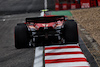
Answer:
[{"xmin": 26, "ymin": 16, "xmax": 65, "ymax": 23}]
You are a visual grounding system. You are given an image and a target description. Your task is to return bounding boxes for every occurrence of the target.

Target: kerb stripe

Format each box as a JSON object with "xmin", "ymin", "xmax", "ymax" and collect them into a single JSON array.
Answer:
[
  {"xmin": 45, "ymin": 44, "xmax": 90, "ymax": 67},
  {"xmin": 45, "ymin": 62, "xmax": 90, "ymax": 67},
  {"xmin": 45, "ymin": 58, "xmax": 87, "ymax": 64},
  {"xmin": 45, "ymin": 46, "xmax": 79, "ymax": 50},
  {"xmin": 45, "ymin": 52, "xmax": 83, "ymax": 56}
]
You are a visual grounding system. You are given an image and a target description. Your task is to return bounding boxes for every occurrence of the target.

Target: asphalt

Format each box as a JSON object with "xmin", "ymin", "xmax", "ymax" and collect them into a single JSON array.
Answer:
[
  {"xmin": 0, "ymin": 0, "xmax": 98, "ymax": 67},
  {"xmin": 0, "ymin": 13, "xmax": 98, "ymax": 67},
  {"xmin": 0, "ymin": 0, "xmax": 55, "ymax": 15},
  {"xmin": 0, "ymin": 13, "xmax": 40, "ymax": 67}
]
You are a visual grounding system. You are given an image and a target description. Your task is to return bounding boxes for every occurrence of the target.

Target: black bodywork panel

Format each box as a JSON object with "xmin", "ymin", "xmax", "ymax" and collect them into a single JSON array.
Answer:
[{"xmin": 26, "ymin": 16, "xmax": 65, "ymax": 23}]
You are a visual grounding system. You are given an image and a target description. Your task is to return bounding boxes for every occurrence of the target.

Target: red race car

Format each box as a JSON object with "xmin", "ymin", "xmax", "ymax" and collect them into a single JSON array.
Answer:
[{"xmin": 14, "ymin": 15, "xmax": 78, "ymax": 49}]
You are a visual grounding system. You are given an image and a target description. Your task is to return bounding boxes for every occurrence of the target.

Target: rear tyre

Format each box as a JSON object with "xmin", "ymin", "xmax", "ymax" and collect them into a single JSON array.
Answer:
[
  {"xmin": 64, "ymin": 20, "xmax": 78, "ymax": 44},
  {"xmin": 14, "ymin": 24, "xmax": 29, "ymax": 49},
  {"xmin": 17, "ymin": 23, "xmax": 25, "ymax": 25}
]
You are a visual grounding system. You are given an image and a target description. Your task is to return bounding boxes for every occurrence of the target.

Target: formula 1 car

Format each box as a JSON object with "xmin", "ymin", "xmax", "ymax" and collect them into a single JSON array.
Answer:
[{"xmin": 14, "ymin": 15, "xmax": 78, "ymax": 49}]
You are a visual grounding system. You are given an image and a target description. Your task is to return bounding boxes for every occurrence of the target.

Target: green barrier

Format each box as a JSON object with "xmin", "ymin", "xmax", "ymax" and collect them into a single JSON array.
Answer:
[{"xmin": 51, "ymin": 10, "xmax": 72, "ymax": 16}]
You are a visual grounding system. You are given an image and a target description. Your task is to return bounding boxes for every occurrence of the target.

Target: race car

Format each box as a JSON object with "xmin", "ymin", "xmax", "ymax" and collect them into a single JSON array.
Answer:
[{"xmin": 14, "ymin": 15, "xmax": 78, "ymax": 49}]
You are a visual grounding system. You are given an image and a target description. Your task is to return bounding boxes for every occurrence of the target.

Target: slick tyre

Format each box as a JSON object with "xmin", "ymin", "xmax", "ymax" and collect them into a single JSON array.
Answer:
[
  {"xmin": 64, "ymin": 20, "xmax": 78, "ymax": 44},
  {"xmin": 17, "ymin": 23, "xmax": 26, "ymax": 25},
  {"xmin": 14, "ymin": 24, "xmax": 29, "ymax": 49}
]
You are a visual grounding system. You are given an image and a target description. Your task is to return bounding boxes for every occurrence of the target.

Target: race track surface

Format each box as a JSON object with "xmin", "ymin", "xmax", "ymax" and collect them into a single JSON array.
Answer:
[
  {"xmin": 0, "ymin": 0, "xmax": 98, "ymax": 66},
  {"xmin": 0, "ymin": 13, "xmax": 40, "ymax": 67},
  {"xmin": 0, "ymin": 13, "xmax": 98, "ymax": 67},
  {"xmin": 0, "ymin": 0, "xmax": 55, "ymax": 15}
]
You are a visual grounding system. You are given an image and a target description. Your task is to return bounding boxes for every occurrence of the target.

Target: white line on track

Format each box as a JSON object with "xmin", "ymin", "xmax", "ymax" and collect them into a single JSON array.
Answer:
[
  {"xmin": 33, "ymin": 47, "xmax": 43, "ymax": 67},
  {"xmin": 44, "ymin": 0, "xmax": 47, "ymax": 9}
]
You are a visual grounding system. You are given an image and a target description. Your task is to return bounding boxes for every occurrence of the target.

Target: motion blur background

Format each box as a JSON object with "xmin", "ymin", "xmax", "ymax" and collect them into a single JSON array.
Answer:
[{"xmin": 0, "ymin": 0, "xmax": 55, "ymax": 15}]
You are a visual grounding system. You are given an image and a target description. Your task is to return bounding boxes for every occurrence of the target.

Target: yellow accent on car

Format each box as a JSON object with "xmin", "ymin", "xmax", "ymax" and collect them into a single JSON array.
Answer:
[{"xmin": 42, "ymin": 9, "xmax": 48, "ymax": 12}]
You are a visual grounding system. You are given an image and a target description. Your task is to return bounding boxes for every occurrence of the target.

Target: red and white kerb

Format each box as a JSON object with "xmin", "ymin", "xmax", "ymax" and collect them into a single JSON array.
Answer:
[{"xmin": 45, "ymin": 44, "xmax": 90, "ymax": 67}]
